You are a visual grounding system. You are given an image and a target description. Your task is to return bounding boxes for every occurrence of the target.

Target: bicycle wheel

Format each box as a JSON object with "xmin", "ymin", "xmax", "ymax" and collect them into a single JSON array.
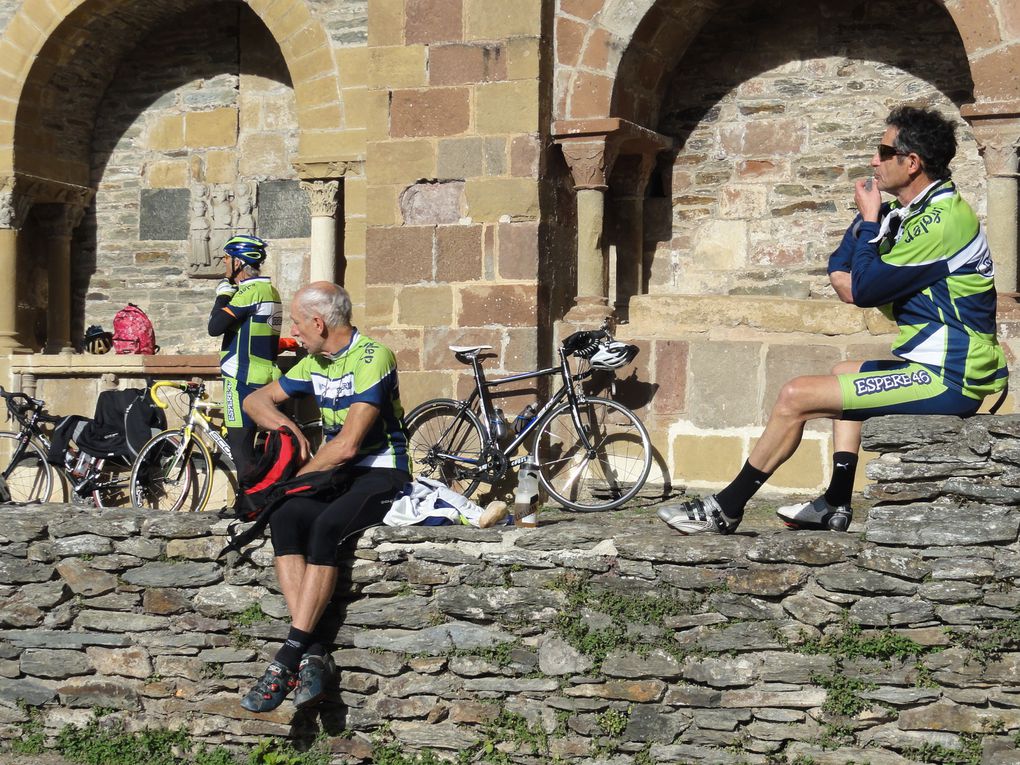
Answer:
[
  {"xmin": 130, "ymin": 431, "xmax": 210, "ymax": 512},
  {"xmin": 0, "ymin": 431, "xmax": 53, "ymax": 502},
  {"xmin": 404, "ymin": 399, "xmax": 485, "ymax": 498},
  {"xmin": 91, "ymin": 461, "xmax": 132, "ymax": 508},
  {"xmin": 533, "ymin": 397, "xmax": 652, "ymax": 511}
]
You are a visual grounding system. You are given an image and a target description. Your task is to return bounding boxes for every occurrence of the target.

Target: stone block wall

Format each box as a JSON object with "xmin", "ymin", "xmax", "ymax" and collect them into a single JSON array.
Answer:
[
  {"xmin": 362, "ymin": 0, "xmax": 550, "ymax": 411},
  {"xmin": 1, "ymin": 414, "xmax": 1019, "ymax": 763},
  {"xmin": 615, "ymin": 294, "xmax": 1019, "ymax": 496}
]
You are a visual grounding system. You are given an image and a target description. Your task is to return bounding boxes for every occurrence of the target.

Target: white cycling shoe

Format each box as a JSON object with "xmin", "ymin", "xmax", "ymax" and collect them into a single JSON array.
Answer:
[
  {"xmin": 657, "ymin": 494, "xmax": 740, "ymax": 535},
  {"xmin": 776, "ymin": 495, "xmax": 852, "ymax": 532}
]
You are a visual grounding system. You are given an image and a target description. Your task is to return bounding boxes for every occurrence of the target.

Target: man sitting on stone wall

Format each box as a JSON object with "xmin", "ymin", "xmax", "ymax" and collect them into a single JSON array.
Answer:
[
  {"xmin": 658, "ymin": 105, "xmax": 1008, "ymax": 536},
  {"xmin": 238, "ymin": 281, "xmax": 410, "ymax": 712}
]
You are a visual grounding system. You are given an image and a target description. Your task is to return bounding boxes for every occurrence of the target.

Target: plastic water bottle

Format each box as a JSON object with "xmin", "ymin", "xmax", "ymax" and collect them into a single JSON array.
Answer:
[
  {"xmin": 513, "ymin": 403, "xmax": 538, "ymax": 434},
  {"xmin": 490, "ymin": 409, "xmax": 507, "ymax": 439},
  {"xmin": 513, "ymin": 457, "xmax": 540, "ymax": 528}
]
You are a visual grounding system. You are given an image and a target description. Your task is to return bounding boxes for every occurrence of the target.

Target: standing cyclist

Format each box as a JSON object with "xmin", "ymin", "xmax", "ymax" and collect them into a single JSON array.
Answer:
[{"xmin": 208, "ymin": 235, "xmax": 283, "ymax": 476}]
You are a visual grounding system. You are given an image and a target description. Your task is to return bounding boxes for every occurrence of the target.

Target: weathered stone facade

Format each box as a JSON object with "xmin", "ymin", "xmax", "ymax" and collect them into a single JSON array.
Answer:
[
  {"xmin": 0, "ymin": 0, "xmax": 1017, "ymax": 492},
  {"xmin": 0, "ymin": 415, "xmax": 1018, "ymax": 762}
]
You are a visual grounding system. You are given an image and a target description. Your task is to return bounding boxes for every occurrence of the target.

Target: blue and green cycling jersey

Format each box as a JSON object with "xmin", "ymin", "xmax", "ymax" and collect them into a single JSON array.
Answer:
[
  {"xmin": 828, "ymin": 179, "xmax": 1007, "ymax": 400},
  {"xmin": 279, "ymin": 330, "xmax": 408, "ymax": 471},
  {"xmin": 219, "ymin": 277, "xmax": 282, "ymax": 386}
]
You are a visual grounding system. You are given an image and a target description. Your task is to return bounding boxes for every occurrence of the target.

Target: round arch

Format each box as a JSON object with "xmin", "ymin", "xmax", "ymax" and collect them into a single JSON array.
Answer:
[
  {"xmin": 554, "ymin": 0, "xmax": 1020, "ymax": 126},
  {"xmin": 0, "ymin": 0, "xmax": 346, "ymax": 185}
]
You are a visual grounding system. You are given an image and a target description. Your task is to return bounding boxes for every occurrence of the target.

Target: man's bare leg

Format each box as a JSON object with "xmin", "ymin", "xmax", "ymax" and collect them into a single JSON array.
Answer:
[
  {"xmin": 290, "ymin": 564, "xmax": 339, "ymax": 633},
  {"xmin": 747, "ymin": 374, "xmax": 845, "ymax": 473},
  {"xmin": 275, "ymin": 555, "xmax": 307, "ymax": 617}
]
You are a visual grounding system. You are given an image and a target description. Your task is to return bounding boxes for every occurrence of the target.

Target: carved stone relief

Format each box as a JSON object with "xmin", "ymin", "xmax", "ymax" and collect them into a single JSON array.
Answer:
[{"xmin": 188, "ymin": 181, "xmax": 258, "ymax": 278}]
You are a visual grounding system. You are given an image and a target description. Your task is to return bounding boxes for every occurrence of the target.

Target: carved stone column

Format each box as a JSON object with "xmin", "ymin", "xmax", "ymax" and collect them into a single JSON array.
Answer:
[
  {"xmin": 33, "ymin": 203, "xmax": 86, "ymax": 354},
  {"xmin": 0, "ymin": 178, "xmax": 32, "ymax": 352},
  {"xmin": 963, "ymin": 106, "xmax": 1020, "ymax": 297},
  {"xmin": 557, "ymin": 137, "xmax": 618, "ymax": 324},
  {"xmin": 554, "ymin": 119, "xmax": 673, "ymax": 325},
  {"xmin": 300, "ymin": 179, "xmax": 341, "ymax": 284},
  {"xmin": 980, "ymin": 141, "xmax": 1019, "ymax": 296},
  {"xmin": 610, "ymin": 153, "xmax": 657, "ymax": 320}
]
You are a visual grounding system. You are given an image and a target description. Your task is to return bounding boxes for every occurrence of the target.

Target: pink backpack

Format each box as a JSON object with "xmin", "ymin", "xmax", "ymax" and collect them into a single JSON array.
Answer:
[{"xmin": 112, "ymin": 304, "xmax": 157, "ymax": 355}]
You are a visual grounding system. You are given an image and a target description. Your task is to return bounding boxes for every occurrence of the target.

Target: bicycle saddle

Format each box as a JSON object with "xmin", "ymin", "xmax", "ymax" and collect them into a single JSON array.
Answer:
[{"xmin": 450, "ymin": 344, "xmax": 492, "ymax": 355}]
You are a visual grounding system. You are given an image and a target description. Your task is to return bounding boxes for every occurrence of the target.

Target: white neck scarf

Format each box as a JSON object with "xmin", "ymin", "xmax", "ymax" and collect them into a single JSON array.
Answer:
[{"xmin": 868, "ymin": 179, "xmax": 943, "ymax": 244}]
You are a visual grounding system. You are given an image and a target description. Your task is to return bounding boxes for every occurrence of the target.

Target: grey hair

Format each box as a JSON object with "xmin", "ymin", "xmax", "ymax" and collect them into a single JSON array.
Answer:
[{"xmin": 296, "ymin": 282, "xmax": 352, "ymax": 329}]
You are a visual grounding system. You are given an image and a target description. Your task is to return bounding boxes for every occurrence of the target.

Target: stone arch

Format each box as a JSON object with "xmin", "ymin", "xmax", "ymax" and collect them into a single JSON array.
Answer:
[
  {"xmin": 555, "ymin": 0, "xmax": 1020, "ymax": 125},
  {"xmin": 0, "ymin": 0, "xmax": 350, "ymax": 354},
  {"xmin": 0, "ymin": 0, "xmax": 345, "ymax": 185}
]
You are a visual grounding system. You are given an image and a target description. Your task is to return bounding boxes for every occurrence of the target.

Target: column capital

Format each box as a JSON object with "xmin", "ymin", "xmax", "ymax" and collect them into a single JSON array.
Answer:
[
  {"xmin": 557, "ymin": 136, "xmax": 618, "ymax": 190},
  {"xmin": 300, "ymin": 179, "xmax": 341, "ymax": 218},
  {"xmin": 960, "ymin": 103, "xmax": 1020, "ymax": 177},
  {"xmin": 32, "ymin": 202, "xmax": 86, "ymax": 237},
  {"xmin": 553, "ymin": 118, "xmax": 672, "ymax": 192},
  {"xmin": 0, "ymin": 176, "xmax": 32, "ymax": 230}
]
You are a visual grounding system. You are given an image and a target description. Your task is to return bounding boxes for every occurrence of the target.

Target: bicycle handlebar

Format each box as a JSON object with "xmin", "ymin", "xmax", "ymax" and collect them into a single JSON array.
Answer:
[
  {"xmin": 561, "ymin": 327, "xmax": 612, "ymax": 359},
  {"xmin": 0, "ymin": 386, "xmax": 47, "ymax": 422},
  {"xmin": 149, "ymin": 380, "xmax": 205, "ymax": 410}
]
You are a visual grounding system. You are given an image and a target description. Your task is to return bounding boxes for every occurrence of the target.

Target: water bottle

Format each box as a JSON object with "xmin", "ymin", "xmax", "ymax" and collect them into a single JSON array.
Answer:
[
  {"xmin": 513, "ymin": 403, "xmax": 538, "ymax": 434},
  {"xmin": 513, "ymin": 457, "xmax": 540, "ymax": 528},
  {"xmin": 490, "ymin": 408, "xmax": 507, "ymax": 439}
]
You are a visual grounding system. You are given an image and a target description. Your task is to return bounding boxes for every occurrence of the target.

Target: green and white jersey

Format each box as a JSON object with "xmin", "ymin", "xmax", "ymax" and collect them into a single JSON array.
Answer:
[
  {"xmin": 829, "ymin": 180, "xmax": 1007, "ymax": 399},
  {"xmin": 219, "ymin": 277, "xmax": 282, "ymax": 385},
  {"xmin": 280, "ymin": 330, "xmax": 408, "ymax": 471}
]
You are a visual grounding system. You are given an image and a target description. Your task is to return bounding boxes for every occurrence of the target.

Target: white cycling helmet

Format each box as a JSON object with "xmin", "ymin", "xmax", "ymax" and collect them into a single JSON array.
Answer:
[{"xmin": 589, "ymin": 342, "xmax": 638, "ymax": 370}]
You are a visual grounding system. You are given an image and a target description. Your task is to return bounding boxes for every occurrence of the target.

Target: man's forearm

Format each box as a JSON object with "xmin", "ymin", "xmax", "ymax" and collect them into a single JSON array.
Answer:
[
  {"xmin": 243, "ymin": 386, "xmax": 297, "ymax": 432},
  {"xmin": 829, "ymin": 270, "xmax": 854, "ymax": 303}
]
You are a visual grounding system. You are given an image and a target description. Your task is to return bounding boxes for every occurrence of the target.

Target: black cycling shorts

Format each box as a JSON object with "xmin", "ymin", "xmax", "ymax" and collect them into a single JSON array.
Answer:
[{"xmin": 269, "ymin": 467, "xmax": 409, "ymax": 566}]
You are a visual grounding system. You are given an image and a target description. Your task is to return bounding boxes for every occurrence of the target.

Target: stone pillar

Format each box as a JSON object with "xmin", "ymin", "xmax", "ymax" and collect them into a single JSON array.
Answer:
[
  {"xmin": 0, "ymin": 179, "xmax": 32, "ymax": 352},
  {"xmin": 33, "ymin": 203, "xmax": 85, "ymax": 354},
  {"xmin": 300, "ymin": 179, "xmax": 341, "ymax": 284},
  {"xmin": 979, "ymin": 142, "xmax": 1019, "ymax": 296},
  {"xmin": 610, "ymin": 153, "xmax": 656, "ymax": 320},
  {"xmin": 558, "ymin": 137, "xmax": 618, "ymax": 324},
  {"xmin": 962, "ymin": 107, "xmax": 1020, "ymax": 297}
]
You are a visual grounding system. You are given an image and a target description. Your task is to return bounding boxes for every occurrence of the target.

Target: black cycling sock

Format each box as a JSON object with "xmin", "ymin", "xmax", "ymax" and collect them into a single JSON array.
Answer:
[
  {"xmin": 715, "ymin": 461, "xmax": 772, "ymax": 519},
  {"xmin": 824, "ymin": 452, "xmax": 859, "ymax": 507},
  {"xmin": 274, "ymin": 627, "xmax": 313, "ymax": 671},
  {"xmin": 303, "ymin": 642, "xmax": 326, "ymax": 658}
]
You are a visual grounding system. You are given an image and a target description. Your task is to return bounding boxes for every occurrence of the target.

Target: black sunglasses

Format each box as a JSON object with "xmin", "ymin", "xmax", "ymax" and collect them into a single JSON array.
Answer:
[{"xmin": 877, "ymin": 144, "xmax": 909, "ymax": 161}]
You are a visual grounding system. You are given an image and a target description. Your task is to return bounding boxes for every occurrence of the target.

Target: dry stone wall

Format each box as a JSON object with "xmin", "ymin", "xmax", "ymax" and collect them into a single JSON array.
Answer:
[{"xmin": 1, "ymin": 414, "xmax": 1019, "ymax": 763}]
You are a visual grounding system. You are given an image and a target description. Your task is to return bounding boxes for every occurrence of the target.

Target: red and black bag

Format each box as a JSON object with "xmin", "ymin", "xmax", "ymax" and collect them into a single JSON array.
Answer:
[{"xmin": 236, "ymin": 427, "xmax": 305, "ymax": 521}]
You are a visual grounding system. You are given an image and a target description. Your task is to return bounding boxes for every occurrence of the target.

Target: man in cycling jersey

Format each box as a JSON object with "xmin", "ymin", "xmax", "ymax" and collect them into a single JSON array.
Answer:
[
  {"xmin": 208, "ymin": 235, "xmax": 282, "ymax": 476},
  {"xmin": 238, "ymin": 281, "xmax": 409, "ymax": 712},
  {"xmin": 658, "ymin": 105, "xmax": 1008, "ymax": 536}
]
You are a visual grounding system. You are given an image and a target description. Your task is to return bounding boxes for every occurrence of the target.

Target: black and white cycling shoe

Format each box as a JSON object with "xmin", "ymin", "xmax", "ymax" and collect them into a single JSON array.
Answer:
[
  {"xmin": 776, "ymin": 495, "xmax": 852, "ymax": 531},
  {"xmin": 240, "ymin": 661, "xmax": 298, "ymax": 713},
  {"xmin": 293, "ymin": 653, "xmax": 336, "ymax": 709},
  {"xmin": 656, "ymin": 495, "xmax": 739, "ymax": 535}
]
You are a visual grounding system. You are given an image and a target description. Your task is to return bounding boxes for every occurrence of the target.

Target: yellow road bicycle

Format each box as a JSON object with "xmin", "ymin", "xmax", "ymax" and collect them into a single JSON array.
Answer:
[{"xmin": 129, "ymin": 381, "xmax": 237, "ymax": 512}]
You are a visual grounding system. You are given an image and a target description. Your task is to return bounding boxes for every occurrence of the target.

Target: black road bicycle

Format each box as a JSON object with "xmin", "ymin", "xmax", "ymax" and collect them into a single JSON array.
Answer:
[
  {"xmin": 403, "ymin": 326, "xmax": 652, "ymax": 512},
  {"xmin": 0, "ymin": 387, "xmax": 131, "ymax": 507}
]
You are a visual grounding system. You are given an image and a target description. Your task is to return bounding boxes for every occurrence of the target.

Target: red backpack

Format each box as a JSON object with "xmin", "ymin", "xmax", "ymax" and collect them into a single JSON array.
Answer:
[{"xmin": 112, "ymin": 304, "xmax": 157, "ymax": 355}]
